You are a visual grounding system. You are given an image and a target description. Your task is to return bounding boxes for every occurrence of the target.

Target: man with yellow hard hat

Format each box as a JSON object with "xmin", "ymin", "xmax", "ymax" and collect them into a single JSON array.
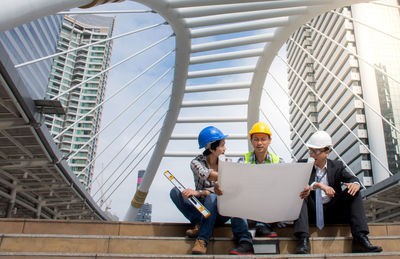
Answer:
[{"xmin": 239, "ymin": 122, "xmax": 285, "ymax": 237}]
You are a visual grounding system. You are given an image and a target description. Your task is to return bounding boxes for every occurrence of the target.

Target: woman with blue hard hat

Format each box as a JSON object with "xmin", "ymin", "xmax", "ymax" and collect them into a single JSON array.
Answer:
[{"xmin": 169, "ymin": 126, "xmax": 254, "ymax": 255}]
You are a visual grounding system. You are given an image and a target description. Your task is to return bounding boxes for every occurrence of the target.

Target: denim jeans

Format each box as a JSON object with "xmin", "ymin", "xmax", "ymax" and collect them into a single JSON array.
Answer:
[{"xmin": 170, "ymin": 187, "xmax": 252, "ymax": 243}]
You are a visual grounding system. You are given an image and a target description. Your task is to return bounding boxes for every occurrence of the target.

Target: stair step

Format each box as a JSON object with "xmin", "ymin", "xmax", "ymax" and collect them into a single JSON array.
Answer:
[
  {"xmin": 0, "ymin": 219, "xmax": 397, "ymax": 238},
  {"xmin": 1, "ymin": 252, "xmax": 400, "ymax": 259},
  {"xmin": 0, "ymin": 219, "xmax": 399, "ymax": 256},
  {"xmin": 0, "ymin": 234, "xmax": 399, "ymax": 254}
]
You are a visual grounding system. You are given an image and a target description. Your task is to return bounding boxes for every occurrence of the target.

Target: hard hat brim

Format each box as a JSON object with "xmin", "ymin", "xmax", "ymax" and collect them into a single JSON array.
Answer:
[
  {"xmin": 199, "ymin": 134, "xmax": 228, "ymax": 149},
  {"xmin": 306, "ymin": 143, "xmax": 331, "ymax": 149}
]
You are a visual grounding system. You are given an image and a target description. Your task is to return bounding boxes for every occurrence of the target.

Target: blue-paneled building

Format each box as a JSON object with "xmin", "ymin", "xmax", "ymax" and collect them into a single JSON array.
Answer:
[{"xmin": 0, "ymin": 15, "xmax": 63, "ymax": 99}]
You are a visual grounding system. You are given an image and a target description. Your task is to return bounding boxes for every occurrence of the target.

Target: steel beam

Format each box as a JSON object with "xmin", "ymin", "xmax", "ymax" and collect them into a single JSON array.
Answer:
[
  {"xmin": 190, "ymin": 49, "xmax": 263, "ymax": 64},
  {"xmin": 185, "ymin": 7, "xmax": 307, "ymax": 28},
  {"xmin": 181, "ymin": 99, "xmax": 248, "ymax": 107},
  {"xmin": 187, "ymin": 66, "xmax": 255, "ymax": 78},
  {"xmin": 191, "ymin": 17, "xmax": 289, "ymax": 38},
  {"xmin": 191, "ymin": 33, "xmax": 273, "ymax": 52},
  {"xmin": 185, "ymin": 82, "xmax": 251, "ymax": 92}
]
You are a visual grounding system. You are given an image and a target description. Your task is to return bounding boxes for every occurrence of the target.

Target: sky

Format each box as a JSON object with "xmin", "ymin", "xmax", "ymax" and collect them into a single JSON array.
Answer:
[{"xmin": 67, "ymin": 1, "xmax": 293, "ymax": 222}]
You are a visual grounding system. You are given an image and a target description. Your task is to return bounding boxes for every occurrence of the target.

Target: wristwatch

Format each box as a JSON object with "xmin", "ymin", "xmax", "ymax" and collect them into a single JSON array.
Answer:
[{"xmin": 198, "ymin": 190, "xmax": 203, "ymax": 197}]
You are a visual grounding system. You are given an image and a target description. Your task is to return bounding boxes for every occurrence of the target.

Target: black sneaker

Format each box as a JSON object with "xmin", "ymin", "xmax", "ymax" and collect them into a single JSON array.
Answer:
[
  {"xmin": 255, "ymin": 225, "xmax": 277, "ymax": 237},
  {"xmin": 229, "ymin": 241, "xmax": 254, "ymax": 255}
]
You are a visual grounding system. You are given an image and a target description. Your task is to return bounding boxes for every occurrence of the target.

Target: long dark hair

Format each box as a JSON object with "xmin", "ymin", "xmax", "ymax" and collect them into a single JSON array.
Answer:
[{"xmin": 202, "ymin": 139, "xmax": 222, "ymax": 156}]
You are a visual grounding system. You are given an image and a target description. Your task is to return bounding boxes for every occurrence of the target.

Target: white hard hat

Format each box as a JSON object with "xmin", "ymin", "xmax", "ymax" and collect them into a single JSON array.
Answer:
[{"xmin": 306, "ymin": 131, "xmax": 332, "ymax": 149}]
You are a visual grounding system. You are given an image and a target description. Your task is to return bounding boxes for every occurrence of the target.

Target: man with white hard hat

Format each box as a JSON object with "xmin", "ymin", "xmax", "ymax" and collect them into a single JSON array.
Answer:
[{"xmin": 293, "ymin": 131, "xmax": 382, "ymax": 254}]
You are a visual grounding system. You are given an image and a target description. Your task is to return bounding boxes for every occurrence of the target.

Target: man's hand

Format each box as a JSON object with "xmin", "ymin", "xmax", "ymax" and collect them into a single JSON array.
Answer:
[
  {"xmin": 299, "ymin": 185, "xmax": 310, "ymax": 199},
  {"xmin": 181, "ymin": 188, "xmax": 197, "ymax": 199},
  {"xmin": 344, "ymin": 182, "xmax": 360, "ymax": 196},
  {"xmin": 318, "ymin": 183, "xmax": 335, "ymax": 197},
  {"xmin": 214, "ymin": 181, "xmax": 223, "ymax": 196}
]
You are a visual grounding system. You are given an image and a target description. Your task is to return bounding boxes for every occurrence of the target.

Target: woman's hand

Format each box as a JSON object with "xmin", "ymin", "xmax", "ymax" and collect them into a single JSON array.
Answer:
[
  {"xmin": 214, "ymin": 181, "xmax": 223, "ymax": 196},
  {"xmin": 181, "ymin": 188, "xmax": 197, "ymax": 199}
]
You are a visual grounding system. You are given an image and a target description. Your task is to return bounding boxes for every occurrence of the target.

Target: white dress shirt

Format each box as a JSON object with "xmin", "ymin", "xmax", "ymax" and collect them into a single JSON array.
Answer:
[{"xmin": 310, "ymin": 162, "xmax": 331, "ymax": 204}]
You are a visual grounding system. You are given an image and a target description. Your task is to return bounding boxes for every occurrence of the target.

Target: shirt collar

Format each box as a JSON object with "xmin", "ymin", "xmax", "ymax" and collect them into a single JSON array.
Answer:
[
  {"xmin": 251, "ymin": 151, "xmax": 271, "ymax": 164},
  {"xmin": 314, "ymin": 161, "xmax": 327, "ymax": 171}
]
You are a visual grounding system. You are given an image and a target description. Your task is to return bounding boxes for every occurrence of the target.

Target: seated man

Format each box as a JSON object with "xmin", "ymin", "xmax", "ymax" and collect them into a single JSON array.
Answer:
[
  {"xmin": 169, "ymin": 126, "xmax": 254, "ymax": 255},
  {"xmin": 238, "ymin": 122, "xmax": 285, "ymax": 237},
  {"xmin": 295, "ymin": 131, "xmax": 383, "ymax": 254}
]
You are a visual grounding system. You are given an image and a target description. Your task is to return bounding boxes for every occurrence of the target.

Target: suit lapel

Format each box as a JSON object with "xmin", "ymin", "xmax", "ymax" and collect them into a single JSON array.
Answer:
[
  {"xmin": 326, "ymin": 159, "xmax": 335, "ymax": 186},
  {"xmin": 310, "ymin": 166, "xmax": 316, "ymax": 185}
]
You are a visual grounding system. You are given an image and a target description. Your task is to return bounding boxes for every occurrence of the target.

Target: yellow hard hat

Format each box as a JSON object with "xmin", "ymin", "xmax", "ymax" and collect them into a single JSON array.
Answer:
[{"xmin": 249, "ymin": 122, "xmax": 272, "ymax": 139}]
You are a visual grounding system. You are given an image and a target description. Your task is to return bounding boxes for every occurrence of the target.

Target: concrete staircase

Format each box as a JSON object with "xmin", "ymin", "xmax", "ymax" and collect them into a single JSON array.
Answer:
[{"xmin": 0, "ymin": 218, "xmax": 399, "ymax": 258}]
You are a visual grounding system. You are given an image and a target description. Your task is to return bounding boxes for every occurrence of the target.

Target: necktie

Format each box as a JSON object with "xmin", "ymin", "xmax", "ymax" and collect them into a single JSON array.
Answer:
[
  {"xmin": 315, "ymin": 187, "xmax": 324, "ymax": 230},
  {"xmin": 315, "ymin": 171, "xmax": 326, "ymax": 230}
]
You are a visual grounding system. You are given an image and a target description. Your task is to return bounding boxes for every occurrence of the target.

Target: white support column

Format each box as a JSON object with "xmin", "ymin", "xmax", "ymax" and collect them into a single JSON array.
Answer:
[
  {"xmin": 6, "ymin": 181, "xmax": 17, "ymax": 218},
  {"xmin": 124, "ymin": 0, "xmax": 190, "ymax": 221},
  {"xmin": 36, "ymin": 197, "xmax": 43, "ymax": 219},
  {"xmin": 351, "ymin": 3, "xmax": 390, "ymax": 183},
  {"xmin": 0, "ymin": 0, "xmax": 91, "ymax": 32}
]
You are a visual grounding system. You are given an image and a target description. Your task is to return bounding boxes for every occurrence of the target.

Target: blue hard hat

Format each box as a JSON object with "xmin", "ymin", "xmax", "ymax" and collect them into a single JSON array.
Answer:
[{"xmin": 198, "ymin": 126, "xmax": 228, "ymax": 149}]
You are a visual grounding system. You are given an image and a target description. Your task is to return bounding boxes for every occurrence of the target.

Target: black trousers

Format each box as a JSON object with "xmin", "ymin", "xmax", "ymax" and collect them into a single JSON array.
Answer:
[{"xmin": 293, "ymin": 189, "xmax": 369, "ymax": 237}]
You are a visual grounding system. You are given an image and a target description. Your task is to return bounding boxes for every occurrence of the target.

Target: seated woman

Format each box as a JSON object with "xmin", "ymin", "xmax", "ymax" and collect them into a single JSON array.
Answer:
[{"xmin": 169, "ymin": 126, "xmax": 254, "ymax": 255}]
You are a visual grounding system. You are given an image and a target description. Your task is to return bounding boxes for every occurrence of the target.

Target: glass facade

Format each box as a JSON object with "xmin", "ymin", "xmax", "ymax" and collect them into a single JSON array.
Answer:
[
  {"xmin": 0, "ymin": 15, "xmax": 63, "ymax": 99},
  {"xmin": 360, "ymin": 1, "xmax": 400, "ymax": 175},
  {"xmin": 44, "ymin": 15, "xmax": 115, "ymax": 191},
  {"xmin": 286, "ymin": 1, "xmax": 400, "ymax": 185},
  {"xmin": 287, "ymin": 7, "xmax": 370, "ymax": 182},
  {"xmin": 136, "ymin": 203, "xmax": 152, "ymax": 222}
]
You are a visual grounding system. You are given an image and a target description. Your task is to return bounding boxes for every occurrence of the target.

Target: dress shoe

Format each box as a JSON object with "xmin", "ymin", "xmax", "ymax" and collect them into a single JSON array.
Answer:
[
  {"xmin": 295, "ymin": 237, "xmax": 310, "ymax": 254},
  {"xmin": 352, "ymin": 233, "xmax": 383, "ymax": 253}
]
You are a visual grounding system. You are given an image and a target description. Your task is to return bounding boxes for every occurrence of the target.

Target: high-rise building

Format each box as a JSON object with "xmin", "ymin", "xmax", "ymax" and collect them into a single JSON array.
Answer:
[
  {"xmin": 0, "ymin": 15, "xmax": 63, "ymax": 99},
  {"xmin": 44, "ymin": 15, "xmax": 115, "ymax": 190},
  {"xmin": 135, "ymin": 170, "xmax": 152, "ymax": 222},
  {"xmin": 286, "ymin": 1, "xmax": 400, "ymax": 186},
  {"xmin": 351, "ymin": 1, "xmax": 400, "ymax": 182}
]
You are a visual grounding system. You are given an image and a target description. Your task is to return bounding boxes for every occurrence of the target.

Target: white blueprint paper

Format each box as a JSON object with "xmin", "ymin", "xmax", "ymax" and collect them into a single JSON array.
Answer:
[{"xmin": 217, "ymin": 157, "xmax": 313, "ymax": 223}]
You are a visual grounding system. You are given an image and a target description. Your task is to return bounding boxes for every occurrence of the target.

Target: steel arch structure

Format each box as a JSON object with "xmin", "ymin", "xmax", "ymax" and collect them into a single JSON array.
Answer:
[{"xmin": 0, "ymin": 0, "xmax": 373, "ymax": 221}]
